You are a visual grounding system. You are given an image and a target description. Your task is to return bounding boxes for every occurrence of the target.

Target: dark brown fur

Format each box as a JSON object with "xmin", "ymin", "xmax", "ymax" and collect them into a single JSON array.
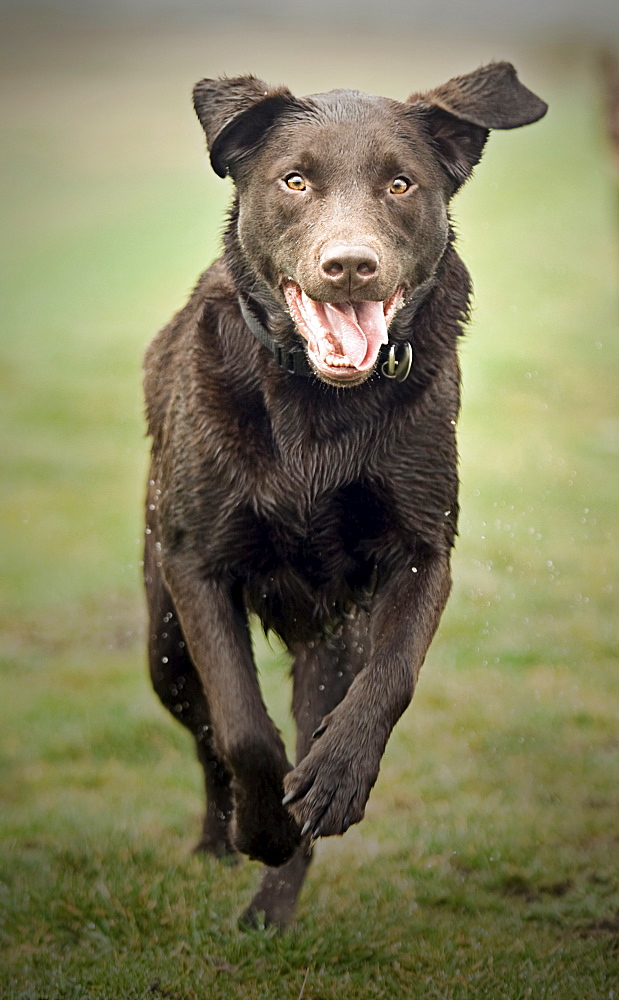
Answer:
[{"xmin": 143, "ymin": 63, "xmax": 546, "ymax": 928}]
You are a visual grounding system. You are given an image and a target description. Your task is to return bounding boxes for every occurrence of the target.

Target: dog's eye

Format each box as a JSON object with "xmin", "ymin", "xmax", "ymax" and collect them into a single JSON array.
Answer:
[
  {"xmin": 389, "ymin": 177, "xmax": 412, "ymax": 195},
  {"xmin": 285, "ymin": 174, "xmax": 307, "ymax": 191}
]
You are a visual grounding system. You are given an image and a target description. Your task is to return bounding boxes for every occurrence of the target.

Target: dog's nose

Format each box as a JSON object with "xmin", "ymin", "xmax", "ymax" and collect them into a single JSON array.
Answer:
[{"xmin": 319, "ymin": 244, "xmax": 379, "ymax": 289}]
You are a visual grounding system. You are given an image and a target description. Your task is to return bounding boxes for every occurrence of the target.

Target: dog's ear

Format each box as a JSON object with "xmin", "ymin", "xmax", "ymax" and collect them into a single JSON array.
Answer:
[
  {"xmin": 193, "ymin": 75, "xmax": 297, "ymax": 178},
  {"xmin": 408, "ymin": 62, "xmax": 548, "ymax": 192}
]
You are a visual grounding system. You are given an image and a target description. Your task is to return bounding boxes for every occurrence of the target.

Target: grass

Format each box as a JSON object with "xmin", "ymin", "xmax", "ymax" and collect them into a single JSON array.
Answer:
[{"xmin": 1, "ymin": 19, "xmax": 618, "ymax": 999}]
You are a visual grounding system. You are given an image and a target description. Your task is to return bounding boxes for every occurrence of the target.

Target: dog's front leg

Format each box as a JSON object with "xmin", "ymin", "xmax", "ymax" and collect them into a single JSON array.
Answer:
[
  {"xmin": 282, "ymin": 553, "xmax": 452, "ymax": 839},
  {"xmin": 163, "ymin": 562, "xmax": 301, "ymax": 866}
]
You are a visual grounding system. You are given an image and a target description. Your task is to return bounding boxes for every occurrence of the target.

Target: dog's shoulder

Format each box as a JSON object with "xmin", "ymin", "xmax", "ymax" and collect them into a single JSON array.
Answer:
[
  {"xmin": 143, "ymin": 257, "xmax": 237, "ymax": 441},
  {"xmin": 199, "ymin": 255, "xmax": 238, "ymax": 306}
]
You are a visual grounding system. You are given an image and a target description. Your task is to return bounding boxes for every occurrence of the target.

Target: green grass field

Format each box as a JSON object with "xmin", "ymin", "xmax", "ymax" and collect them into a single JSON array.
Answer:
[{"xmin": 1, "ymin": 20, "xmax": 617, "ymax": 999}]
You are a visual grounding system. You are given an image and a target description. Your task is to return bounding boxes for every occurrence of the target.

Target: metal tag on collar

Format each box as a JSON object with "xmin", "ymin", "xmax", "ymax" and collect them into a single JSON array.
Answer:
[{"xmin": 381, "ymin": 342, "xmax": 413, "ymax": 381}]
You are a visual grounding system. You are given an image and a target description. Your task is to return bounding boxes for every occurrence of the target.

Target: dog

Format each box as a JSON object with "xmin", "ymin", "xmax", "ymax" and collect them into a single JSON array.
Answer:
[{"xmin": 143, "ymin": 63, "xmax": 547, "ymax": 928}]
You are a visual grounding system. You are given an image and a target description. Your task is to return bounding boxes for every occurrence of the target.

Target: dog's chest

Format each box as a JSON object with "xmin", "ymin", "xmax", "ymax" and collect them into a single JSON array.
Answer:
[
  {"xmin": 217, "ymin": 473, "xmax": 389, "ymax": 641},
  {"xmin": 241, "ymin": 482, "xmax": 385, "ymax": 640},
  {"xmin": 220, "ymin": 470, "xmax": 388, "ymax": 573}
]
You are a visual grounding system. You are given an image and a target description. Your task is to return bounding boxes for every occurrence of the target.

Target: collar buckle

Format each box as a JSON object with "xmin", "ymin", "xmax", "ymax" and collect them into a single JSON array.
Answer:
[{"xmin": 276, "ymin": 345, "xmax": 306, "ymax": 376}]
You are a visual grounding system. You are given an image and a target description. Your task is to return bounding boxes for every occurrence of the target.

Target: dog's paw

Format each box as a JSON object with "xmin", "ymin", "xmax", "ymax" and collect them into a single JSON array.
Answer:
[
  {"xmin": 282, "ymin": 718, "xmax": 381, "ymax": 839},
  {"xmin": 231, "ymin": 772, "xmax": 301, "ymax": 868},
  {"xmin": 193, "ymin": 833, "xmax": 239, "ymax": 863}
]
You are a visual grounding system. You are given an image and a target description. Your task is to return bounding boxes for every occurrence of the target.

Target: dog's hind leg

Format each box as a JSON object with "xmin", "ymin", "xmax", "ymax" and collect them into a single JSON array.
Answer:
[
  {"xmin": 241, "ymin": 616, "xmax": 368, "ymax": 929},
  {"xmin": 291, "ymin": 617, "xmax": 369, "ymax": 762},
  {"xmin": 144, "ymin": 527, "xmax": 236, "ymax": 858}
]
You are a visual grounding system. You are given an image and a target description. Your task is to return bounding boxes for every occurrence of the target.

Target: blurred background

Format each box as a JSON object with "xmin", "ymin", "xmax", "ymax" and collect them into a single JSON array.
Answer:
[{"xmin": 1, "ymin": 1, "xmax": 618, "ymax": 997}]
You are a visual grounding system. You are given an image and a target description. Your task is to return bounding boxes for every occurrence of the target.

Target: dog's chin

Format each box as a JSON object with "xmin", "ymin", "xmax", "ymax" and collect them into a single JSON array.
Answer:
[
  {"xmin": 309, "ymin": 364, "xmax": 371, "ymax": 388},
  {"xmin": 282, "ymin": 281, "xmax": 404, "ymax": 387}
]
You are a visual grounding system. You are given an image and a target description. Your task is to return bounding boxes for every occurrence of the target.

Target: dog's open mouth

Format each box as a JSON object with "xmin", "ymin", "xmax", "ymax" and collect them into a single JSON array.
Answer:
[{"xmin": 283, "ymin": 282, "xmax": 404, "ymax": 382}]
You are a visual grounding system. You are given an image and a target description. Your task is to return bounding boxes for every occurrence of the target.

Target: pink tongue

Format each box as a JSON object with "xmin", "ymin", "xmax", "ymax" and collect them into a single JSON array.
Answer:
[{"xmin": 303, "ymin": 296, "xmax": 388, "ymax": 369}]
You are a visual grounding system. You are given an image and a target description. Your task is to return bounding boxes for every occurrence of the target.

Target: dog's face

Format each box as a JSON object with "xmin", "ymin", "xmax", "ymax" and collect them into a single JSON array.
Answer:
[
  {"xmin": 194, "ymin": 66, "xmax": 547, "ymax": 386},
  {"xmin": 234, "ymin": 95, "xmax": 450, "ymax": 385}
]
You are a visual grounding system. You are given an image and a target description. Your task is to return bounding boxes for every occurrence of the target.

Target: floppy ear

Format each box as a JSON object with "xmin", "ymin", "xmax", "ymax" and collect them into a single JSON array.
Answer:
[
  {"xmin": 408, "ymin": 62, "xmax": 548, "ymax": 192},
  {"xmin": 193, "ymin": 74, "xmax": 297, "ymax": 178}
]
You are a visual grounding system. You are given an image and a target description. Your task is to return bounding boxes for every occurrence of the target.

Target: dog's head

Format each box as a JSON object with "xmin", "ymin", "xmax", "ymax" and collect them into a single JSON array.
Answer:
[{"xmin": 193, "ymin": 65, "xmax": 547, "ymax": 386}]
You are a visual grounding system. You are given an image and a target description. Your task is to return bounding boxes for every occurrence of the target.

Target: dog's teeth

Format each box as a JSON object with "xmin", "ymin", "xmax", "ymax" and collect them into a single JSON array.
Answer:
[
  {"xmin": 317, "ymin": 337, "xmax": 332, "ymax": 361},
  {"xmin": 325, "ymin": 353, "xmax": 353, "ymax": 368}
]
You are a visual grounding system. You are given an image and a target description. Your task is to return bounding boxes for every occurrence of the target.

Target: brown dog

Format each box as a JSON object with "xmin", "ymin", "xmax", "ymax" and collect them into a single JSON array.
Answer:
[{"xmin": 143, "ymin": 63, "xmax": 546, "ymax": 928}]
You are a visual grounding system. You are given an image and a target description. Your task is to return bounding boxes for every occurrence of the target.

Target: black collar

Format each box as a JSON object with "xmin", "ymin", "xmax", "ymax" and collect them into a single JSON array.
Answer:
[
  {"xmin": 238, "ymin": 295, "xmax": 416, "ymax": 382},
  {"xmin": 238, "ymin": 296, "xmax": 313, "ymax": 376}
]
